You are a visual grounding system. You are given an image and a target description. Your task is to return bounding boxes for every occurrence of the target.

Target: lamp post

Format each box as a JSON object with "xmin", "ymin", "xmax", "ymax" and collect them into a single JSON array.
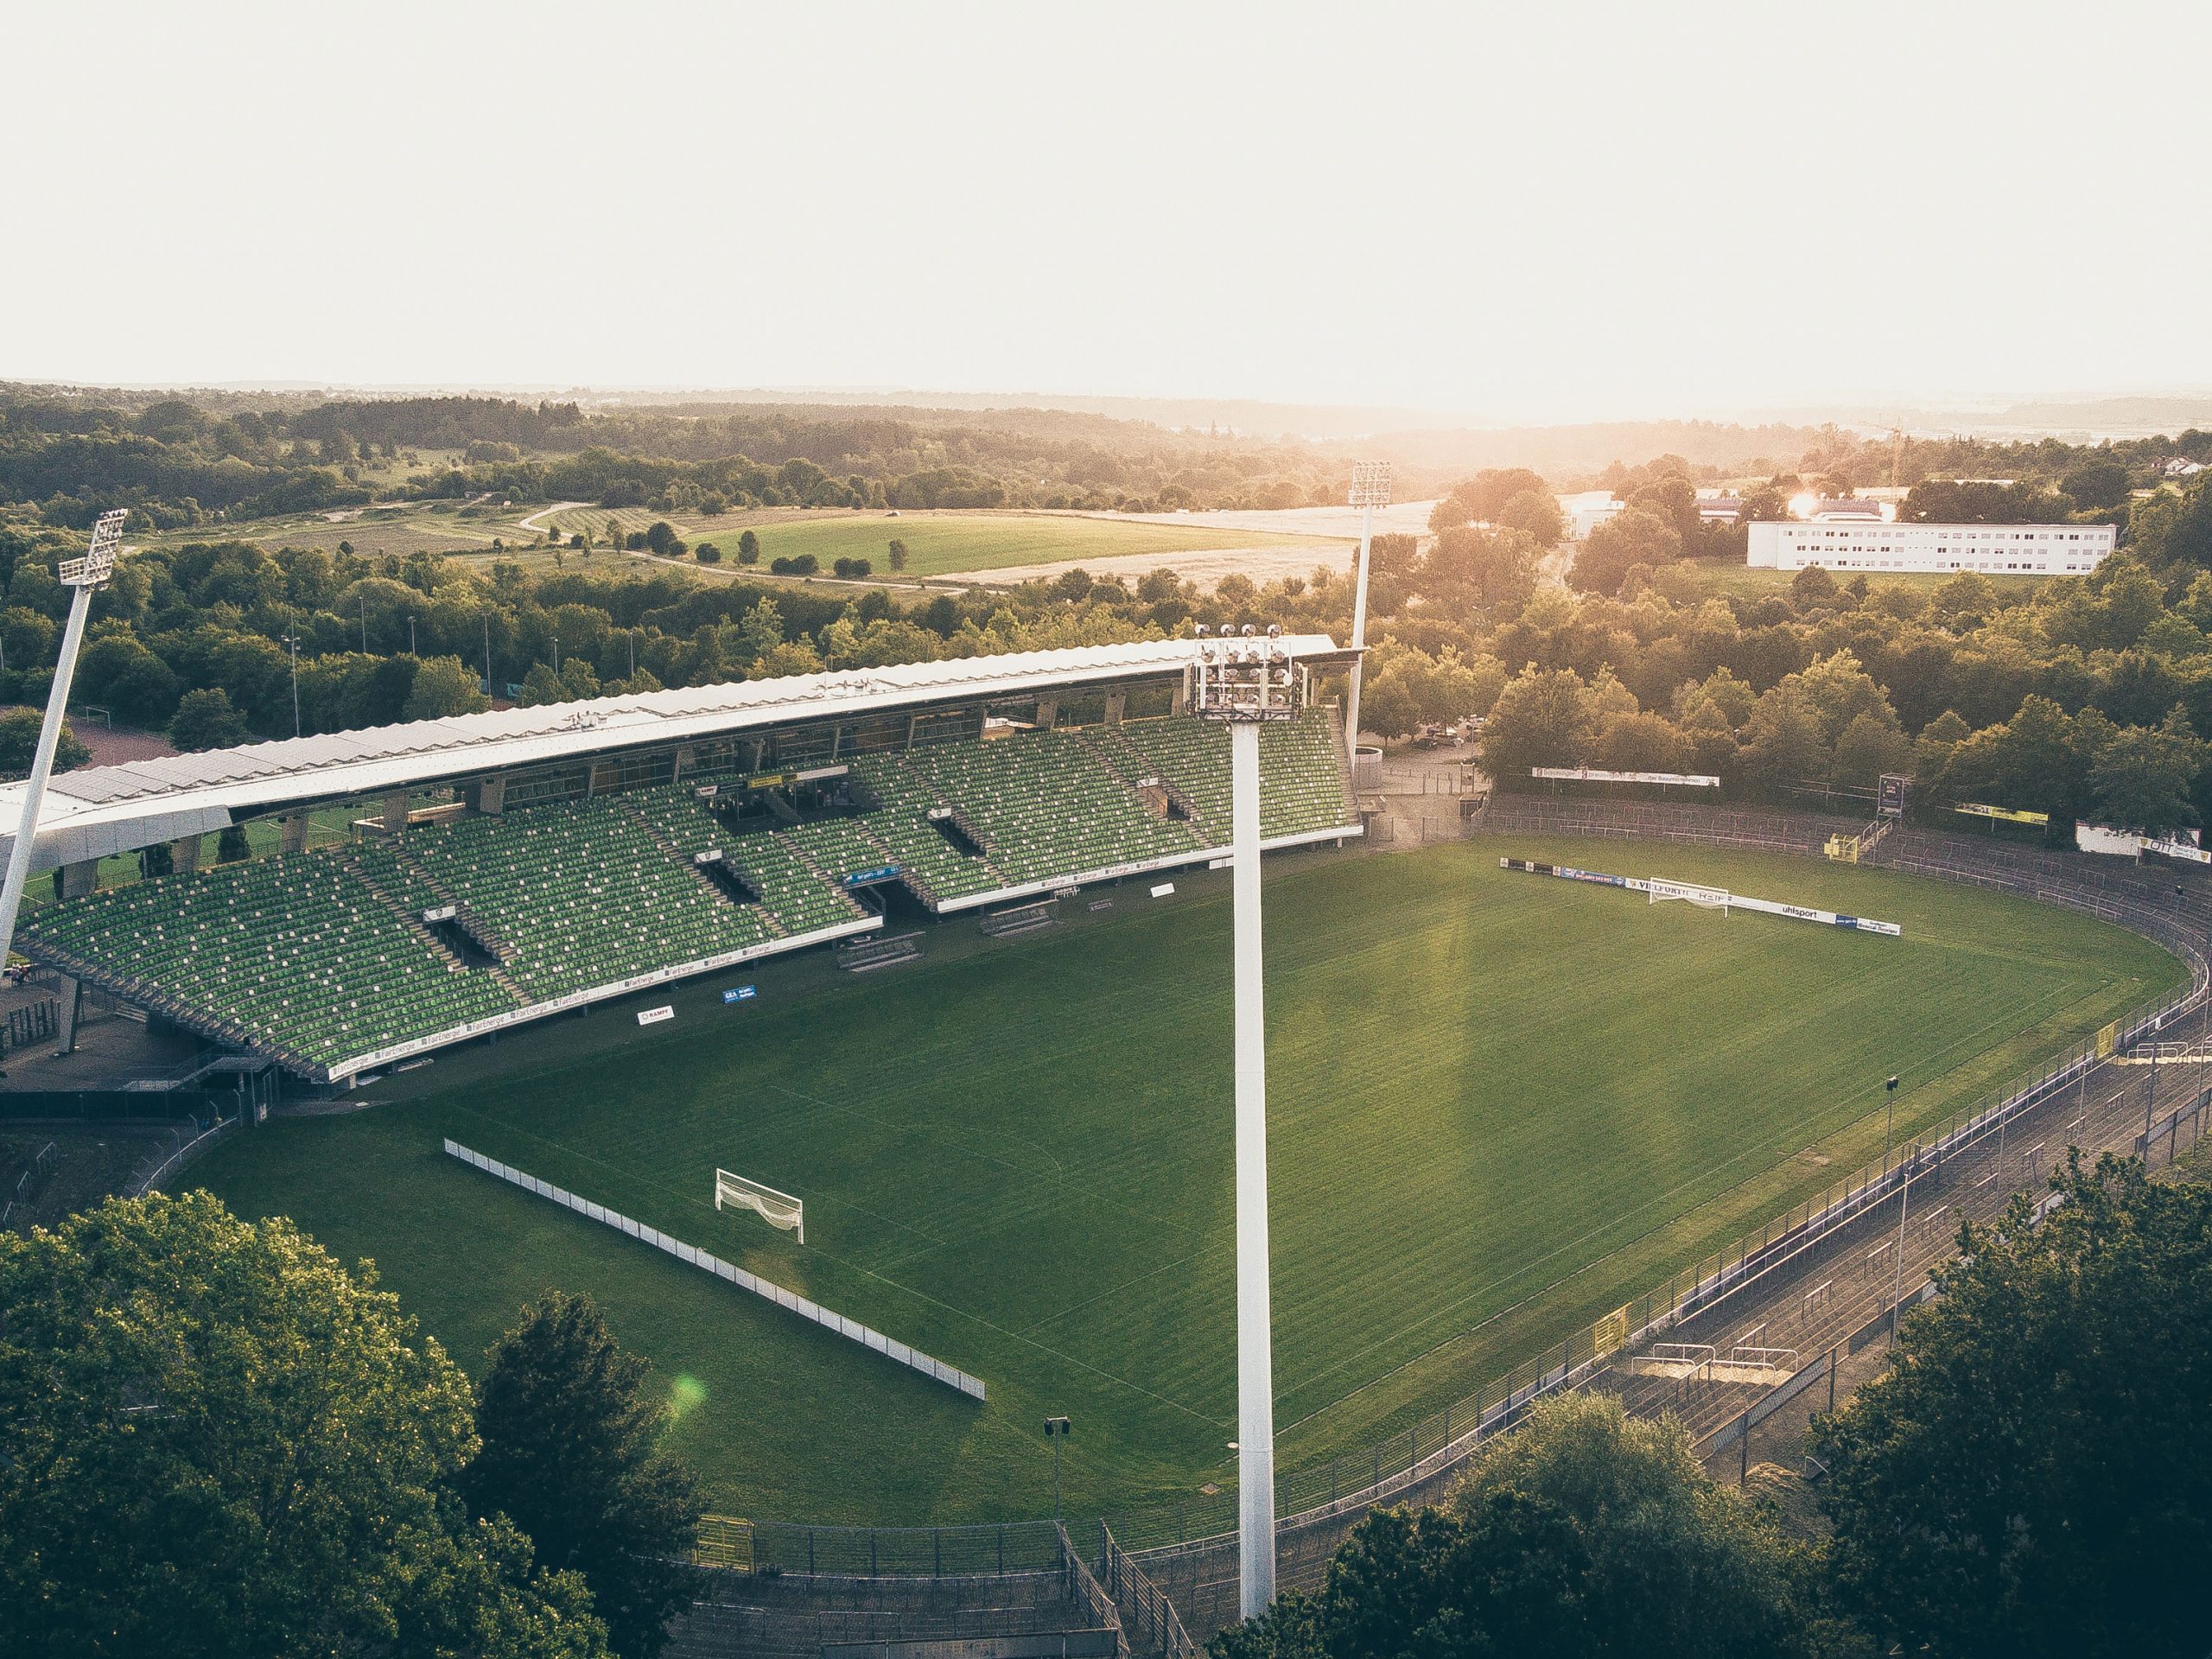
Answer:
[
  {"xmin": 1882, "ymin": 1073, "xmax": 1899, "ymax": 1168},
  {"xmin": 1343, "ymin": 461, "xmax": 1391, "ymax": 759},
  {"xmin": 1189, "ymin": 621, "xmax": 1296, "ymax": 1619},
  {"xmin": 2145, "ymin": 1014, "xmax": 2163, "ymax": 1155},
  {"xmin": 1043, "ymin": 1416, "xmax": 1071, "ymax": 1519},
  {"xmin": 0, "ymin": 510, "xmax": 126, "ymax": 979}
]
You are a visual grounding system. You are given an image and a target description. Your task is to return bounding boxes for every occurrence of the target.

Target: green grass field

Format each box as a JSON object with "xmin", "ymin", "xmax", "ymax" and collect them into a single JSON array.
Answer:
[
  {"xmin": 542, "ymin": 507, "xmax": 1331, "ymax": 580},
  {"xmin": 195, "ymin": 839, "xmax": 2181, "ymax": 1526}
]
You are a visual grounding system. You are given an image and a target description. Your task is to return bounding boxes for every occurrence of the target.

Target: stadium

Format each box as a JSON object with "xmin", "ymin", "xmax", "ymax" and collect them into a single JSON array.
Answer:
[
  {"xmin": 2, "ymin": 630, "xmax": 2202, "ymax": 1647},
  {"xmin": 1, "ymin": 637, "xmax": 1363, "ymax": 1088}
]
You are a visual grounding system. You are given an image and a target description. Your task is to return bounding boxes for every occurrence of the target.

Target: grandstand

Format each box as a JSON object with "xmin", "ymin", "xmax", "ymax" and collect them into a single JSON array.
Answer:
[{"xmin": 1, "ymin": 639, "xmax": 1361, "ymax": 1086}]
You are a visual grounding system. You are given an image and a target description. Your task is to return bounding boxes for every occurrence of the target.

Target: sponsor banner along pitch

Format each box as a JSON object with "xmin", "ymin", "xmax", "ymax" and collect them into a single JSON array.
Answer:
[{"xmin": 1498, "ymin": 857, "xmax": 1902, "ymax": 937}]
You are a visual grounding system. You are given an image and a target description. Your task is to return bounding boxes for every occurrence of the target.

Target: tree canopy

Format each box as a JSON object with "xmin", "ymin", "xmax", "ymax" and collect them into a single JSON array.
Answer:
[
  {"xmin": 0, "ymin": 1192, "xmax": 611, "ymax": 1659},
  {"xmin": 1211, "ymin": 1394, "xmax": 1818, "ymax": 1659},
  {"xmin": 463, "ymin": 1293, "xmax": 704, "ymax": 1659},
  {"xmin": 1813, "ymin": 1157, "xmax": 2212, "ymax": 1659}
]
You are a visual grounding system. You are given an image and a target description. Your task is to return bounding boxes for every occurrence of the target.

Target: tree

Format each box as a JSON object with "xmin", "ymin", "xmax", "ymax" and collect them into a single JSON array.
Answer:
[
  {"xmin": 642, "ymin": 520, "xmax": 679, "ymax": 556},
  {"xmin": 169, "ymin": 685, "xmax": 251, "ymax": 750},
  {"xmin": 738, "ymin": 596, "xmax": 785, "ymax": 661},
  {"xmin": 2088, "ymin": 708, "xmax": 2204, "ymax": 833},
  {"xmin": 1480, "ymin": 666, "xmax": 1592, "ymax": 777},
  {"xmin": 1358, "ymin": 671, "xmax": 1421, "ymax": 741},
  {"xmin": 1814, "ymin": 1157, "xmax": 2212, "ymax": 1659},
  {"xmin": 1739, "ymin": 680, "xmax": 1830, "ymax": 786},
  {"xmin": 517, "ymin": 662, "xmax": 571, "ymax": 707},
  {"xmin": 1789, "ymin": 563, "xmax": 1840, "ymax": 610},
  {"xmin": 736, "ymin": 529, "xmax": 760, "ymax": 564},
  {"xmin": 404, "ymin": 654, "xmax": 493, "ymax": 720},
  {"xmin": 694, "ymin": 543, "xmax": 721, "ymax": 564},
  {"xmin": 216, "ymin": 823, "xmax": 251, "ymax": 861},
  {"xmin": 1497, "ymin": 487, "xmax": 1566, "ymax": 548},
  {"xmin": 464, "ymin": 1294, "xmax": 702, "ymax": 1659},
  {"xmin": 1421, "ymin": 526, "xmax": 1539, "ymax": 611},
  {"xmin": 0, "ymin": 1192, "xmax": 610, "ymax": 1659},
  {"xmin": 887, "ymin": 538, "xmax": 908, "ymax": 572},
  {"xmin": 76, "ymin": 630, "xmax": 182, "ymax": 727},
  {"xmin": 2062, "ymin": 455, "xmax": 2131, "ymax": 511},
  {"xmin": 1830, "ymin": 710, "xmax": 1912, "ymax": 790},
  {"xmin": 1569, "ymin": 508, "xmax": 1681, "ymax": 597},
  {"xmin": 1430, "ymin": 467, "xmax": 1548, "ymax": 531},
  {"xmin": 1591, "ymin": 709, "xmax": 1691, "ymax": 773},
  {"xmin": 1211, "ymin": 1395, "xmax": 1814, "ymax": 1659},
  {"xmin": 0, "ymin": 708, "xmax": 89, "ymax": 779}
]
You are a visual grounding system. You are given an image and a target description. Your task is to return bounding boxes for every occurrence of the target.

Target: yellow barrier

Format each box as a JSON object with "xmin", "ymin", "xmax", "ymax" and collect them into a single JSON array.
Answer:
[{"xmin": 694, "ymin": 1515, "xmax": 754, "ymax": 1571}]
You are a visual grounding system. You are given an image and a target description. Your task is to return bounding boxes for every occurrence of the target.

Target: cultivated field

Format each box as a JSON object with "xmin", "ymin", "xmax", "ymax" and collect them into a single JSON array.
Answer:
[
  {"xmin": 196, "ymin": 838, "xmax": 2180, "ymax": 1526},
  {"xmin": 541, "ymin": 508, "xmax": 1335, "ymax": 582},
  {"xmin": 136, "ymin": 503, "xmax": 1338, "ymax": 590}
]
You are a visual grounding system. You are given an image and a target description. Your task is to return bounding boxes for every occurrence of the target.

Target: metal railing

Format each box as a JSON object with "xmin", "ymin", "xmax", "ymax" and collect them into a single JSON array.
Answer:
[
  {"xmin": 749, "ymin": 1519, "xmax": 1067, "ymax": 1579},
  {"xmin": 2, "ymin": 1137, "xmax": 56, "ymax": 1226},
  {"xmin": 1100, "ymin": 1525, "xmax": 1197, "ymax": 1659},
  {"xmin": 128, "ymin": 1115, "xmax": 240, "ymax": 1197}
]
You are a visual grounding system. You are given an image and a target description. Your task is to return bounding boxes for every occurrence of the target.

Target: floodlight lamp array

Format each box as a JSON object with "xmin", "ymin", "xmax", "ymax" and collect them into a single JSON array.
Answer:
[
  {"xmin": 1189, "ymin": 623, "xmax": 1296, "ymax": 722},
  {"xmin": 58, "ymin": 509, "xmax": 127, "ymax": 589},
  {"xmin": 1347, "ymin": 460, "xmax": 1393, "ymax": 509}
]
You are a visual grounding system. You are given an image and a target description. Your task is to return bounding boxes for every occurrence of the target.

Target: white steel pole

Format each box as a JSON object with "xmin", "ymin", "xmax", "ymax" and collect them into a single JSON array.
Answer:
[
  {"xmin": 1230, "ymin": 715, "xmax": 1276, "ymax": 1618},
  {"xmin": 1344, "ymin": 499, "xmax": 1374, "ymax": 757},
  {"xmin": 0, "ymin": 583, "xmax": 99, "ymax": 973}
]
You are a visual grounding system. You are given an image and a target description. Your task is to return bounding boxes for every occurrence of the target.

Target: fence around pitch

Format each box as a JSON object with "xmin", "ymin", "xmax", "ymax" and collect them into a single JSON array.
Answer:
[
  {"xmin": 1101, "ymin": 819, "xmax": 2212, "ymax": 1554},
  {"xmin": 442, "ymin": 1140, "xmax": 986, "ymax": 1401},
  {"xmin": 744, "ymin": 1519, "xmax": 1068, "ymax": 1579},
  {"xmin": 1101, "ymin": 1525, "xmax": 1198, "ymax": 1659}
]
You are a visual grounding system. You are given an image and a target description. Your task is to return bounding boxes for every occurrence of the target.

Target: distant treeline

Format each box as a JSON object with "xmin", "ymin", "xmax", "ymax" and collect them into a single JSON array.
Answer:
[{"xmin": 0, "ymin": 386, "xmax": 1351, "ymax": 530}]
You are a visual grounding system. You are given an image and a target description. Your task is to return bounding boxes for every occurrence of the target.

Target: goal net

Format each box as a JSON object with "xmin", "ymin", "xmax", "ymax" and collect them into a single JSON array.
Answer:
[
  {"xmin": 715, "ymin": 1169, "xmax": 804, "ymax": 1243},
  {"xmin": 1649, "ymin": 876, "xmax": 1731, "ymax": 914}
]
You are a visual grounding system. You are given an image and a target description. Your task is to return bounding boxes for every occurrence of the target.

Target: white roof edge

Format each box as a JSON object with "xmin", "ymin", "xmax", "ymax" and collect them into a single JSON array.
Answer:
[{"xmin": 0, "ymin": 635, "xmax": 1350, "ymax": 854}]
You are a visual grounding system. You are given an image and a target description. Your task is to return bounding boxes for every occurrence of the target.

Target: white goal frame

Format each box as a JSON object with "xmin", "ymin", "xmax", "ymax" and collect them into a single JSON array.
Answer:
[
  {"xmin": 715, "ymin": 1168, "xmax": 804, "ymax": 1243},
  {"xmin": 1649, "ymin": 876, "xmax": 1731, "ymax": 915}
]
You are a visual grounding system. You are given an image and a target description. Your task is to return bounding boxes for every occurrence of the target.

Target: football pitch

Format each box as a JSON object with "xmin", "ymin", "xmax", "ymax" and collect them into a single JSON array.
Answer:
[{"xmin": 197, "ymin": 839, "xmax": 2183, "ymax": 1525}]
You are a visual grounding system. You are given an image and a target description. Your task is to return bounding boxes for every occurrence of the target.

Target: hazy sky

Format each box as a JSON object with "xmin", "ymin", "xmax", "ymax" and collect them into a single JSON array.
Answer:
[{"xmin": 7, "ymin": 2, "xmax": 2208, "ymax": 423}]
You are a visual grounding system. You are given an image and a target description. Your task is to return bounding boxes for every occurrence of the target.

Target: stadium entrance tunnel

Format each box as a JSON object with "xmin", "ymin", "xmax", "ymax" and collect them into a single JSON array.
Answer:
[
  {"xmin": 698, "ymin": 859, "xmax": 767, "ymax": 909},
  {"xmin": 424, "ymin": 915, "xmax": 502, "ymax": 969},
  {"xmin": 929, "ymin": 812, "xmax": 988, "ymax": 860}
]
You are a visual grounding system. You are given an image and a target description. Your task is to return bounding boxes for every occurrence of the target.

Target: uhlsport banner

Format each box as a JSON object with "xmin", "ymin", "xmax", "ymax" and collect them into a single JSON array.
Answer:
[{"xmin": 1498, "ymin": 857, "xmax": 1902, "ymax": 937}]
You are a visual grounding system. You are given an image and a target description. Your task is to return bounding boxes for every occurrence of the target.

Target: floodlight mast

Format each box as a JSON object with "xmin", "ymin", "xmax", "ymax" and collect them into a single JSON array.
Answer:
[
  {"xmin": 1187, "ymin": 624, "xmax": 1296, "ymax": 1619},
  {"xmin": 0, "ymin": 510, "xmax": 126, "ymax": 982},
  {"xmin": 1344, "ymin": 461, "xmax": 1392, "ymax": 760}
]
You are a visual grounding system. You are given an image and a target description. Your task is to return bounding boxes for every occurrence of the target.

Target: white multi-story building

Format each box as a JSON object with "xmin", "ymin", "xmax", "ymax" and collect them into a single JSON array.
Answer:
[{"xmin": 1746, "ymin": 520, "xmax": 2116, "ymax": 575}]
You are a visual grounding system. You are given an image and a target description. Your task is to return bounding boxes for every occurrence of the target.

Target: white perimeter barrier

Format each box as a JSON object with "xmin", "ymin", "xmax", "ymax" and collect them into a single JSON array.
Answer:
[
  {"xmin": 1498, "ymin": 857, "xmax": 1902, "ymax": 937},
  {"xmin": 443, "ymin": 1139, "xmax": 985, "ymax": 1401}
]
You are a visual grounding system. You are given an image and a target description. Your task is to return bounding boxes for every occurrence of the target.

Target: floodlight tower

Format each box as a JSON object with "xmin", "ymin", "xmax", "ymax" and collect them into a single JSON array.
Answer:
[
  {"xmin": 1344, "ymin": 461, "xmax": 1392, "ymax": 757},
  {"xmin": 1189, "ymin": 621, "xmax": 1297, "ymax": 1619},
  {"xmin": 0, "ymin": 510, "xmax": 126, "ymax": 979}
]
